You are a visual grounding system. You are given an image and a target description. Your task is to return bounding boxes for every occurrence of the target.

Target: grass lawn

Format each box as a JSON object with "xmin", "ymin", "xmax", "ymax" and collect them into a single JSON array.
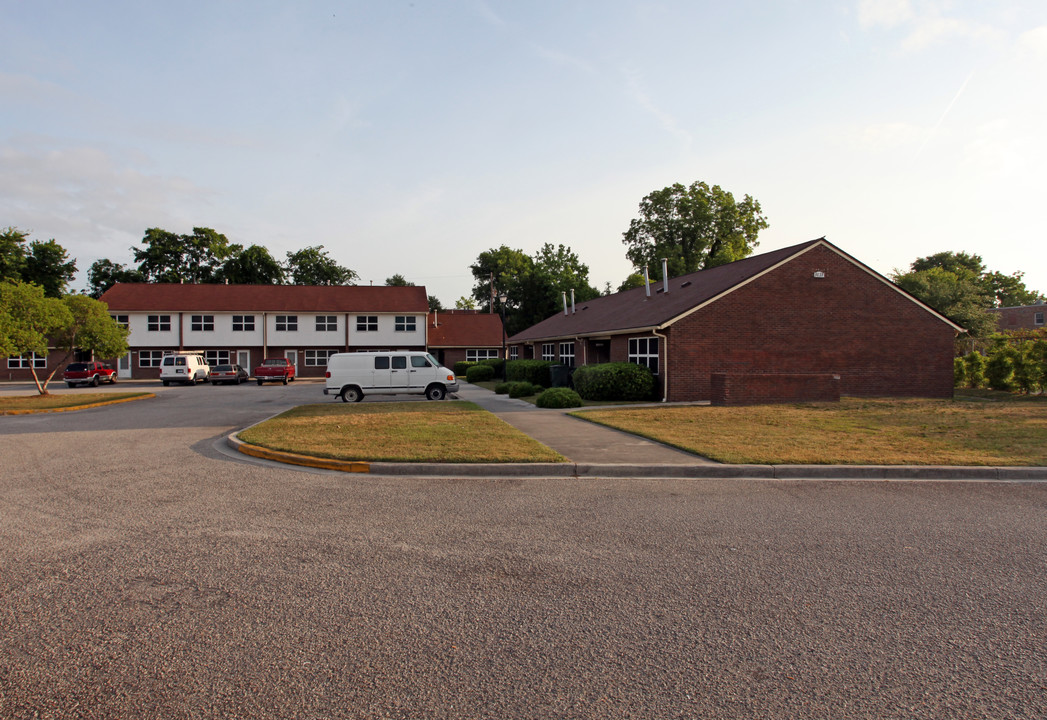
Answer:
[
  {"xmin": 570, "ymin": 391, "xmax": 1047, "ymax": 466},
  {"xmin": 238, "ymin": 401, "xmax": 565, "ymax": 463},
  {"xmin": 0, "ymin": 392, "xmax": 153, "ymax": 414}
]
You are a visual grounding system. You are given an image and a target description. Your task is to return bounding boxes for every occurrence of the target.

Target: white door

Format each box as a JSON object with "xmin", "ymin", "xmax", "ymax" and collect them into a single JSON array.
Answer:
[
  {"xmin": 284, "ymin": 350, "xmax": 297, "ymax": 372},
  {"xmin": 118, "ymin": 352, "xmax": 132, "ymax": 379},
  {"xmin": 237, "ymin": 350, "xmax": 250, "ymax": 370}
]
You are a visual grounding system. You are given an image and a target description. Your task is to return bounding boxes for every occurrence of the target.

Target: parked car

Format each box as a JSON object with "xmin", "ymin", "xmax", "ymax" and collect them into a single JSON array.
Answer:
[
  {"xmin": 63, "ymin": 361, "xmax": 118, "ymax": 388},
  {"xmin": 254, "ymin": 358, "xmax": 296, "ymax": 385},
  {"xmin": 160, "ymin": 352, "xmax": 210, "ymax": 386},
  {"xmin": 324, "ymin": 351, "xmax": 458, "ymax": 402},
  {"xmin": 210, "ymin": 364, "xmax": 249, "ymax": 385}
]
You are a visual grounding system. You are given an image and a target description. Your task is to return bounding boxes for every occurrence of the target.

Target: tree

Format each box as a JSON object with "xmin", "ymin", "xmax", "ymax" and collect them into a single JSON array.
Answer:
[
  {"xmin": 385, "ymin": 274, "xmax": 413, "ymax": 286},
  {"xmin": 87, "ymin": 259, "xmax": 146, "ymax": 298},
  {"xmin": 0, "ymin": 280, "xmax": 71, "ymax": 394},
  {"xmin": 907, "ymin": 251, "xmax": 1042, "ymax": 308},
  {"xmin": 45, "ymin": 295, "xmax": 129, "ymax": 392},
  {"xmin": 983, "ymin": 270, "xmax": 1041, "ymax": 307},
  {"xmin": 22, "ymin": 239, "xmax": 77, "ymax": 297},
  {"xmin": 0, "ymin": 228, "xmax": 77, "ymax": 297},
  {"xmin": 892, "ymin": 265, "xmax": 996, "ymax": 337},
  {"xmin": 285, "ymin": 246, "xmax": 358, "ymax": 286},
  {"xmin": 428, "ymin": 295, "xmax": 444, "ymax": 312},
  {"xmin": 216, "ymin": 245, "xmax": 285, "ymax": 285},
  {"xmin": 133, "ymin": 227, "xmax": 235, "ymax": 284},
  {"xmin": 618, "ymin": 273, "xmax": 647, "ymax": 292},
  {"xmin": 455, "ymin": 296, "xmax": 477, "ymax": 310},
  {"xmin": 622, "ymin": 181, "xmax": 769, "ymax": 278}
]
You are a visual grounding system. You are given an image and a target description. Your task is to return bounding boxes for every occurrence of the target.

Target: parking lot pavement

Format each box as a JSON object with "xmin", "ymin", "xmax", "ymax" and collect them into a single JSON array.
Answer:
[{"xmin": 2, "ymin": 382, "xmax": 1047, "ymax": 719}]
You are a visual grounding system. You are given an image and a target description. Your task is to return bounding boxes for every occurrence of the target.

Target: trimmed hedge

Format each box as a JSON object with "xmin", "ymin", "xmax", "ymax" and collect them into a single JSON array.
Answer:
[
  {"xmin": 465, "ymin": 364, "xmax": 496, "ymax": 383},
  {"xmin": 506, "ymin": 359, "xmax": 553, "ymax": 387},
  {"xmin": 572, "ymin": 362, "xmax": 656, "ymax": 401},
  {"xmin": 508, "ymin": 381, "xmax": 542, "ymax": 398},
  {"xmin": 480, "ymin": 358, "xmax": 505, "ymax": 376},
  {"xmin": 536, "ymin": 387, "xmax": 583, "ymax": 408},
  {"xmin": 454, "ymin": 361, "xmax": 477, "ymax": 376},
  {"xmin": 494, "ymin": 382, "xmax": 512, "ymax": 395}
]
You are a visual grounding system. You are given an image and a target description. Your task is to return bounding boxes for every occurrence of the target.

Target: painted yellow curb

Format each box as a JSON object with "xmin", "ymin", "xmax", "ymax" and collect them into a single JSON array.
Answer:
[
  {"xmin": 0, "ymin": 393, "xmax": 156, "ymax": 415},
  {"xmin": 235, "ymin": 439, "xmax": 371, "ymax": 473}
]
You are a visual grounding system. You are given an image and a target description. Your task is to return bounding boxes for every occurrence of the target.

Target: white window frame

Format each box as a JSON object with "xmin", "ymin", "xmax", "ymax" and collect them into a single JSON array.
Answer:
[
  {"xmin": 395, "ymin": 316, "xmax": 417, "ymax": 332},
  {"xmin": 7, "ymin": 353, "xmax": 46, "ymax": 369},
  {"xmin": 1036, "ymin": 312, "xmax": 1045, "ymax": 326},
  {"xmin": 356, "ymin": 316, "xmax": 378, "ymax": 332},
  {"xmin": 509, "ymin": 346, "xmax": 519, "ymax": 360},
  {"xmin": 466, "ymin": 349, "xmax": 499, "ymax": 362},
  {"xmin": 315, "ymin": 315, "xmax": 338, "ymax": 332},
  {"xmin": 147, "ymin": 315, "xmax": 171, "ymax": 332},
  {"xmin": 233, "ymin": 315, "xmax": 255, "ymax": 332},
  {"xmin": 304, "ymin": 349, "xmax": 337, "ymax": 366},
  {"xmin": 139, "ymin": 351, "xmax": 164, "ymax": 367},
  {"xmin": 191, "ymin": 315, "xmax": 214, "ymax": 332},
  {"xmin": 275, "ymin": 315, "xmax": 298, "ymax": 332},
  {"xmin": 628, "ymin": 337, "xmax": 659, "ymax": 374},
  {"xmin": 559, "ymin": 342, "xmax": 575, "ymax": 367},
  {"xmin": 541, "ymin": 343, "xmax": 555, "ymax": 361}
]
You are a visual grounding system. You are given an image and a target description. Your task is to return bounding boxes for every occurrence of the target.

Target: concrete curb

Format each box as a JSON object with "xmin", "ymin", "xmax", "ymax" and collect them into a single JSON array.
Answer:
[
  {"xmin": 0, "ymin": 392, "xmax": 156, "ymax": 415},
  {"xmin": 226, "ymin": 433, "xmax": 1047, "ymax": 480}
]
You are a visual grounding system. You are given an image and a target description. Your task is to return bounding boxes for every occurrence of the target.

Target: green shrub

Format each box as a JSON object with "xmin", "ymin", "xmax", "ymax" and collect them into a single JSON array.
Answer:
[
  {"xmin": 953, "ymin": 357, "xmax": 966, "ymax": 388},
  {"xmin": 572, "ymin": 362, "xmax": 656, "ymax": 401},
  {"xmin": 963, "ymin": 351, "xmax": 986, "ymax": 388},
  {"xmin": 506, "ymin": 359, "xmax": 553, "ymax": 387},
  {"xmin": 985, "ymin": 349, "xmax": 1015, "ymax": 391},
  {"xmin": 494, "ymin": 382, "xmax": 512, "ymax": 394},
  {"xmin": 508, "ymin": 381, "xmax": 539, "ymax": 398},
  {"xmin": 454, "ymin": 361, "xmax": 477, "ymax": 376},
  {"xmin": 480, "ymin": 358, "xmax": 505, "ymax": 376},
  {"xmin": 465, "ymin": 363, "xmax": 496, "ymax": 383},
  {"xmin": 536, "ymin": 387, "xmax": 583, "ymax": 408}
]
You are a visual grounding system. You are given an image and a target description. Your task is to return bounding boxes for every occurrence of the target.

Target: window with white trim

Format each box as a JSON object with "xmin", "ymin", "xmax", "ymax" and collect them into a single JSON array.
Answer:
[
  {"xmin": 147, "ymin": 315, "xmax": 171, "ymax": 332},
  {"xmin": 509, "ymin": 346, "xmax": 519, "ymax": 360},
  {"xmin": 356, "ymin": 316, "xmax": 378, "ymax": 332},
  {"xmin": 275, "ymin": 315, "xmax": 297, "ymax": 332},
  {"xmin": 1036, "ymin": 312, "xmax": 1045, "ymax": 326},
  {"xmin": 204, "ymin": 350, "xmax": 230, "ymax": 365},
  {"xmin": 7, "ymin": 353, "xmax": 46, "ymax": 369},
  {"xmin": 628, "ymin": 337, "xmax": 659, "ymax": 374},
  {"xmin": 191, "ymin": 315, "xmax": 214, "ymax": 332},
  {"xmin": 541, "ymin": 343, "xmax": 555, "ymax": 361},
  {"xmin": 395, "ymin": 316, "xmax": 416, "ymax": 332},
  {"xmin": 233, "ymin": 315, "xmax": 255, "ymax": 331},
  {"xmin": 467, "ymin": 349, "xmax": 499, "ymax": 361},
  {"xmin": 305, "ymin": 349, "xmax": 337, "ymax": 366},
  {"xmin": 559, "ymin": 342, "xmax": 575, "ymax": 367},
  {"xmin": 139, "ymin": 351, "xmax": 163, "ymax": 367},
  {"xmin": 316, "ymin": 315, "xmax": 338, "ymax": 332}
]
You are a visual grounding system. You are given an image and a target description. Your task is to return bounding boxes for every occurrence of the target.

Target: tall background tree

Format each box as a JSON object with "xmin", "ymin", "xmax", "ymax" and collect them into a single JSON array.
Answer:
[
  {"xmin": 215, "ymin": 244, "xmax": 285, "ymax": 285},
  {"xmin": 87, "ymin": 259, "xmax": 146, "ymax": 298},
  {"xmin": 470, "ymin": 243, "xmax": 598, "ymax": 334},
  {"xmin": 285, "ymin": 245, "xmax": 358, "ymax": 285},
  {"xmin": 386, "ymin": 273, "xmax": 443, "ymax": 311},
  {"xmin": 893, "ymin": 251, "xmax": 1043, "ymax": 337},
  {"xmin": 1, "ymin": 228, "xmax": 77, "ymax": 297},
  {"xmin": 133, "ymin": 227, "xmax": 236, "ymax": 284},
  {"xmin": 622, "ymin": 181, "xmax": 769, "ymax": 278}
]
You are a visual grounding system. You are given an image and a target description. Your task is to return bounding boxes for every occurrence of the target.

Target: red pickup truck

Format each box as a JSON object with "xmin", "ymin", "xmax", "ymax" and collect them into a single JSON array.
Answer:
[
  {"xmin": 254, "ymin": 358, "xmax": 296, "ymax": 385},
  {"xmin": 63, "ymin": 361, "xmax": 118, "ymax": 387}
]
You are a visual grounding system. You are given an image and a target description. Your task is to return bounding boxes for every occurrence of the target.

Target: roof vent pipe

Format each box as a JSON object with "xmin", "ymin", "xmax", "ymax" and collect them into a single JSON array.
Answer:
[
  {"xmin": 571, "ymin": 288, "xmax": 576, "ymax": 314},
  {"xmin": 644, "ymin": 266, "xmax": 651, "ymax": 298},
  {"xmin": 434, "ymin": 310, "xmax": 438, "ymax": 327},
  {"xmin": 563, "ymin": 292, "xmax": 569, "ymax": 316},
  {"xmin": 662, "ymin": 258, "xmax": 669, "ymax": 294}
]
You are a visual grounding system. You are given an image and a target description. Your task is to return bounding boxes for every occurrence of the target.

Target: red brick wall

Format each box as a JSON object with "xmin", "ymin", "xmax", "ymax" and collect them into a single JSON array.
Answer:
[
  {"xmin": 667, "ymin": 245, "xmax": 956, "ymax": 401},
  {"xmin": 711, "ymin": 372, "xmax": 841, "ymax": 405}
]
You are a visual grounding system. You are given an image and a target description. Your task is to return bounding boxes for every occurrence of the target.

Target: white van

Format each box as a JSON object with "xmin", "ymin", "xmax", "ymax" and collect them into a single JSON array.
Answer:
[
  {"xmin": 160, "ymin": 352, "xmax": 210, "ymax": 386},
  {"xmin": 324, "ymin": 351, "xmax": 459, "ymax": 402}
]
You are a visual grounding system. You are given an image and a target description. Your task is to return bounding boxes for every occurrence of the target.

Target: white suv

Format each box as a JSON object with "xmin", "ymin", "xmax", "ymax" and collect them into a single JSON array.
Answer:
[{"xmin": 160, "ymin": 353, "xmax": 210, "ymax": 386}]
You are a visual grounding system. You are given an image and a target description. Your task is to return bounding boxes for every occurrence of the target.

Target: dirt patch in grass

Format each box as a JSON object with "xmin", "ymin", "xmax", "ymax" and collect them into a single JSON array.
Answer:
[
  {"xmin": 0, "ymin": 392, "xmax": 153, "ymax": 414},
  {"xmin": 238, "ymin": 401, "xmax": 565, "ymax": 463},
  {"xmin": 571, "ymin": 394, "xmax": 1047, "ymax": 466}
]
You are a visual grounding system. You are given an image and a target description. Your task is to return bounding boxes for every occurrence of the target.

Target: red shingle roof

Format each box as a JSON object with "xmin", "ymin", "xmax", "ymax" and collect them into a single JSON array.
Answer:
[
  {"xmin": 427, "ymin": 311, "xmax": 504, "ymax": 348},
  {"xmin": 99, "ymin": 283, "xmax": 430, "ymax": 313}
]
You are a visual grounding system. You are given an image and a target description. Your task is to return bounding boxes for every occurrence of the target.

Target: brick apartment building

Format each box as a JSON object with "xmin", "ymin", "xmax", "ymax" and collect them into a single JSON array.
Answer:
[{"xmin": 507, "ymin": 238, "xmax": 962, "ymax": 403}]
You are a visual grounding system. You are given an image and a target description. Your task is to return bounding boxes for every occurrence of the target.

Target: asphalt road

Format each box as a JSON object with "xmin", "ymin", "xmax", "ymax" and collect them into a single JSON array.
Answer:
[{"xmin": 1, "ymin": 380, "xmax": 1045, "ymax": 719}]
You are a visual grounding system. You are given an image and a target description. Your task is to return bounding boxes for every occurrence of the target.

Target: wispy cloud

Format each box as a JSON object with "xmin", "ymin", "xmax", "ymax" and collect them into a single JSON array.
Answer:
[
  {"xmin": 916, "ymin": 70, "xmax": 974, "ymax": 157},
  {"xmin": 857, "ymin": 0, "xmax": 1002, "ymax": 51},
  {"xmin": 622, "ymin": 67, "xmax": 692, "ymax": 150}
]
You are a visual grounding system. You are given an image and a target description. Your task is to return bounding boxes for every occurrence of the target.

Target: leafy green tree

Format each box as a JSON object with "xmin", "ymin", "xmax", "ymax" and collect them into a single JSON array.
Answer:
[
  {"xmin": 963, "ymin": 351, "xmax": 986, "ymax": 388},
  {"xmin": 45, "ymin": 295, "xmax": 130, "ymax": 391},
  {"xmin": 22, "ymin": 239, "xmax": 77, "ymax": 297},
  {"xmin": 892, "ymin": 265, "xmax": 996, "ymax": 337},
  {"xmin": 385, "ymin": 274, "xmax": 413, "ymax": 286},
  {"xmin": 983, "ymin": 270, "xmax": 1041, "ymax": 307},
  {"xmin": 622, "ymin": 181, "xmax": 769, "ymax": 278},
  {"xmin": 0, "ymin": 280, "xmax": 72, "ymax": 394},
  {"xmin": 0, "ymin": 227, "xmax": 29, "ymax": 282},
  {"xmin": 216, "ymin": 244, "xmax": 285, "ymax": 285},
  {"xmin": 455, "ymin": 296, "xmax": 477, "ymax": 310},
  {"xmin": 87, "ymin": 259, "xmax": 146, "ymax": 297},
  {"xmin": 428, "ymin": 295, "xmax": 443, "ymax": 312},
  {"xmin": 133, "ymin": 227, "xmax": 237, "ymax": 284},
  {"xmin": 618, "ymin": 273, "xmax": 647, "ymax": 292},
  {"xmin": 285, "ymin": 246, "xmax": 358, "ymax": 286},
  {"xmin": 907, "ymin": 251, "xmax": 1042, "ymax": 308}
]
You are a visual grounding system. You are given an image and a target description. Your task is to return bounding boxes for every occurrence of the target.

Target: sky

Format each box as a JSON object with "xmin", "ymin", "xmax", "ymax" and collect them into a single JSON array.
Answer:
[{"xmin": 2, "ymin": 0, "xmax": 1045, "ymax": 306}]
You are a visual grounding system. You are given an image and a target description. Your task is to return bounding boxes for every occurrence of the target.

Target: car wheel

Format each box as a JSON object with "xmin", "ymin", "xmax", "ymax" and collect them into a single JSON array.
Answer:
[
  {"xmin": 211, "ymin": 380, "xmax": 218, "ymax": 385},
  {"xmin": 67, "ymin": 382, "xmax": 76, "ymax": 388},
  {"xmin": 257, "ymin": 379, "xmax": 263, "ymax": 386},
  {"xmin": 340, "ymin": 386, "xmax": 363, "ymax": 403},
  {"xmin": 91, "ymin": 375, "xmax": 99, "ymax": 387},
  {"xmin": 425, "ymin": 385, "xmax": 446, "ymax": 401},
  {"xmin": 282, "ymin": 377, "xmax": 288, "ymax": 385},
  {"xmin": 109, "ymin": 374, "xmax": 117, "ymax": 384}
]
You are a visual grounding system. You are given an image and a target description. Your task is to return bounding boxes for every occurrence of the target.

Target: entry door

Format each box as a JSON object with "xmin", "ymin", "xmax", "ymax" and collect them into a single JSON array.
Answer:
[
  {"xmin": 237, "ymin": 350, "xmax": 250, "ymax": 370},
  {"xmin": 119, "ymin": 352, "xmax": 132, "ymax": 379},
  {"xmin": 284, "ymin": 350, "xmax": 297, "ymax": 372}
]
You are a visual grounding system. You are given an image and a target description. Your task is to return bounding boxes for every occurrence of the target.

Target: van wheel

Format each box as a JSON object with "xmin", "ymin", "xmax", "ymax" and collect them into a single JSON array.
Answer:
[
  {"xmin": 425, "ymin": 385, "xmax": 446, "ymax": 401},
  {"xmin": 340, "ymin": 386, "xmax": 363, "ymax": 403},
  {"xmin": 162, "ymin": 380, "xmax": 169, "ymax": 387}
]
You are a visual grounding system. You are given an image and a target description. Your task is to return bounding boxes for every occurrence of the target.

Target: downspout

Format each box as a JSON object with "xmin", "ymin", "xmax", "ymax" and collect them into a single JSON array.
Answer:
[
  {"xmin": 653, "ymin": 327, "xmax": 669, "ymax": 402},
  {"xmin": 262, "ymin": 312, "xmax": 268, "ymax": 358},
  {"xmin": 345, "ymin": 313, "xmax": 350, "ymax": 351},
  {"xmin": 178, "ymin": 312, "xmax": 184, "ymax": 350}
]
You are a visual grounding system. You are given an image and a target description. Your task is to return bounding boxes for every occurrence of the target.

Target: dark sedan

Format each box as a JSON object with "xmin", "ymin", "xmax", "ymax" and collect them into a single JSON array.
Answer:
[{"xmin": 209, "ymin": 364, "xmax": 249, "ymax": 385}]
